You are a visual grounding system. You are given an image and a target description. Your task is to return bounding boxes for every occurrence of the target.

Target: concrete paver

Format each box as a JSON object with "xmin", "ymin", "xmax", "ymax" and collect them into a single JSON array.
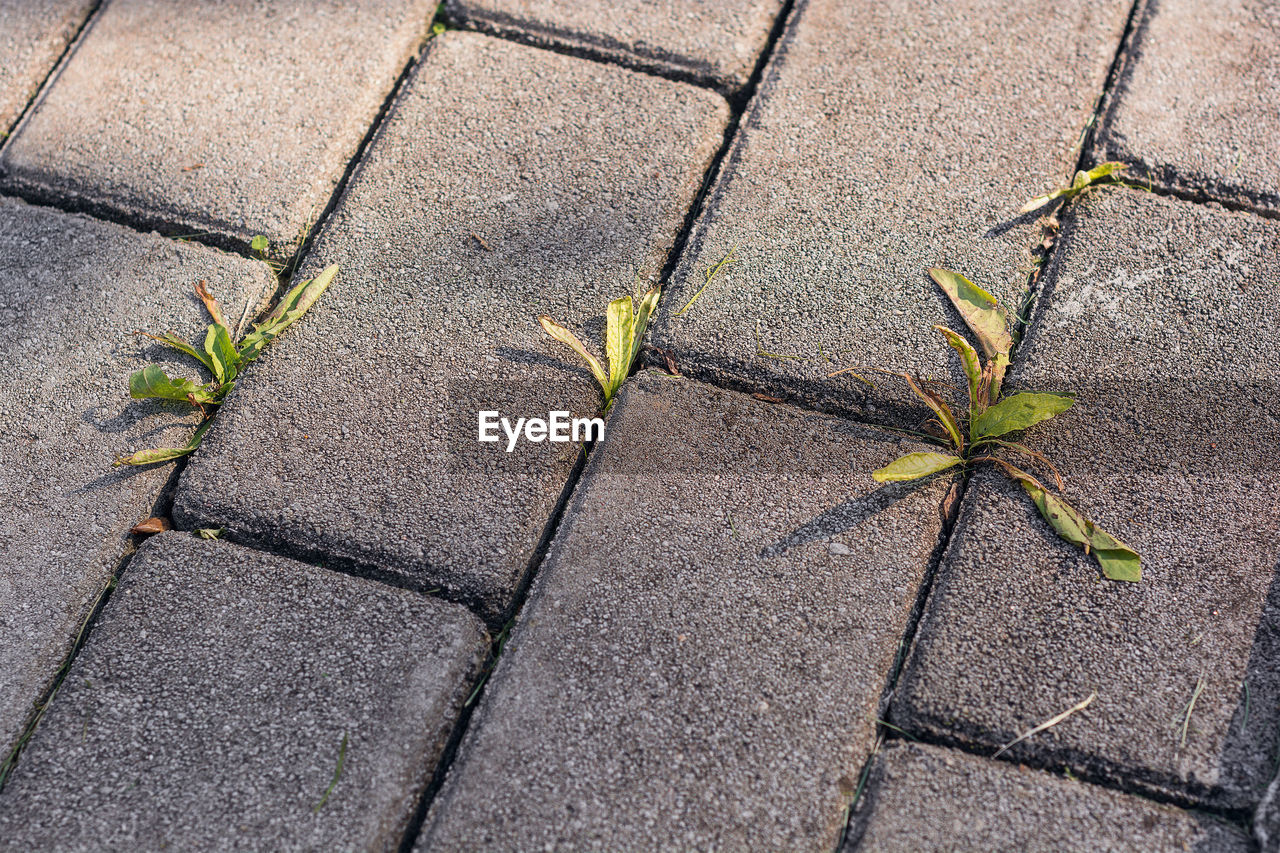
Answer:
[
  {"xmin": 0, "ymin": 0, "xmax": 436, "ymax": 254},
  {"xmin": 848, "ymin": 742, "xmax": 1250, "ymax": 851},
  {"xmin": 0, "ymin": 0, "xmax": 93, "ymax": 135},
  {"xmin": 1097, "ymin": 0, "xmax": 1280, "ymax": 214},
  {"xmin": 893, "ymin": 188, "xmax": 1280, "ymax": 809},
  {"xmin": 417, "ymin": 372, "xmax": 951, "ymax": 850},
  {"xmin": 173, "ymin": 32, "xmax": 729, "ymax": 625},
  {"xmin": 446, "ymin": 0, "xmax": 786, "ymax": 94},
  {"xmin": 0, "ymin": 532, "xmax": 487, "ymax": 851},
  {"xmin": 0, "ymin": 196, "xmax": 272, "ymax": 761},
  {"xmin": 650, "ymin": 0, "xmax": 1133, "ymax": 425}
]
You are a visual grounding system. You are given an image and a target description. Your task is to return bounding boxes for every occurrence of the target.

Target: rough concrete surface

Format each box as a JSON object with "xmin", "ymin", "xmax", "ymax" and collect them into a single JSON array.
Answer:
[
  {"xmin": 173, "ymin": 32, "xmax": 729, "ymax": 625},
  {"xmin": 0, "ymin": 533, "xmax": 487, "ymax": 851},
  {"xmin": 847, "ymin": 742, "xmax": 1250, "ymax": 852},
  {"xmin": 446, "ymin": 0, "xmax": 786, "ymax": 94},
  {"xmin": 651, "ymin": 0, "xmax": 1132, "ymax": 425},
  {"xmin": 0, "ymin": 196, "xmax": 272, "ymax": 762},
  {"xmin": 0, "ymin": 0, "xmax": 93, "ymax": 135},
  {"xmin": 417, "ymin": 372, "xmax": 951, "ymax": 851},
  {"xmin": 894, "ymin": 188, "xmax": 1280, "ymax": 810},
  {"xmin": 1097, "ymin": 0, "xmax": 1280, "ymax": 214},
  {"xmin": 0, "ymin": 0, "xmax": 436, "ymax": 254}
]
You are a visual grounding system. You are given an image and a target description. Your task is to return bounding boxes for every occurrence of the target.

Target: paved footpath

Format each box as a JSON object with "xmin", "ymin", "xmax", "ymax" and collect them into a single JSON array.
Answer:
[{"xmin": 0, "ymin": 0, "xmax": 1277, "ymax": 850}]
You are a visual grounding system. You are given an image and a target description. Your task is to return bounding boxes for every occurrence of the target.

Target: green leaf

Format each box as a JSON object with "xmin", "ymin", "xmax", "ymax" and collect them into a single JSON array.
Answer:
[
  {"xmin": 113, "ymin": 420, "xmax": 212, "ymax": 467},
  {"xmin": 539, "ymin": 315, "xmax": 609, "ymax": 393},
  {"xmin": 872, "ymin": 452, "xmax": 962, "ymax": 483},
  {"xmin": 971, "ymin": 391, "xmax": 1074, "ymax": 440},
  {"xmin": 1019, "ymin": 478, "xmax": 1141, "ymax": 582},
  {"xmin": 195, "ymin": 527, "xmax": 224, "ymax": 539},
  {"xmin": 141, "ymin": 331, "xmax": 214, "ymax": 374},
  {"xmin": 203, "ymin": 323, "xmax": 239, "ymax": 384},
  {"xmin": 1019, "ymin": 161, "xmax": 1128, "ymax": 213},
  {"xmin": 605, "ymin": 294, "xmax": 633, "ymax": 395},
  {"xmin": 129, "ymin": 364, "xmax": 205, "ymax": 403},
  {"xmin": 239, "ymin": 264, "xmax": 338, "ymax": 363},
  {"xmin": 250, "ymin": 235, "xmax": 269, "ymax": 253},
  {"xmin": 935, "ymin": 325, "xmax": 982, "ymax": 412},
  {"xmin": 627, "ymin": 286, "xmax": 661, "ymax": 377}
]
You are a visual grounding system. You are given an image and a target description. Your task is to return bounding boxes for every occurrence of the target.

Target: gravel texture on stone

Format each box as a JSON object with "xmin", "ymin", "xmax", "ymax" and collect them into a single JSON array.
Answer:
[
  {"xmin": 894, "ymin": 188, "xmax": 1280, "ymax": 810},
  {"xmin": 0, "ymin": 196, "xmax": 272, "ymax": 760},
  {"xmin": 173, "ymin": 32, "xmax": 729, "ymax": 626},
  {"xmin": 847, "ymin": 742, "xmax": 1250, "ymax": 852},
  {"xmin": 445, "ymin": 0, "xmax": 786, "ymax": 94},
  {"xmin": 0, "ymin": 0, "xmax": 436, "ymax": 255},
  {"xmin": 0, "ymin": 0, "xmax": 93, "ymax": 135},
  {"xmin": 650, "ymin": 0, "xmax": 1132, "ymax": 425},
  {"xmin": 0, "ymin": 533, "xmax": 487, "ymax": 851},
  {"xmin": 417, "ymin": 372, "xmax": 951, "ymax": 850},
  {"xmin": 1096, "ymin": 0, "xmax": 1280, "ymax": 215}
]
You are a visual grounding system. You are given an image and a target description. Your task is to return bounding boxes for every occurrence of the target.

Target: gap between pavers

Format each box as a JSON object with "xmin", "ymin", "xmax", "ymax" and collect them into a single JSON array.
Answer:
[
  {"xmin": 0, "ymin": 0, "xmax": 438, "ymax": 256},
  {"xmin": 0, "ymin": 532, "xmax": 488, "ymax": 850},
  {"xmin": 892, "ymin": 187, "xmax": 1280, "ymax": 811},
  {"xmin": 650, "ymin": 0, "xmax": 1134, "ymax": 426},
  {"xmin": 0, "ymin": 195, "xmax": 273, "ymax": 762},
  {"xmin": 444, "ymin": 0, "xmax": 787, "ymax": 95},
  {"xmin": 1094, "ymin": 0, "xmax": 1280, "ymax": 216},
  {"xmin": 172, "ymin": 31, "xmax": 731, "ymax": 626},
  {"xmin": 846, "ymin": 741, "xmax": 1250, "ymax": 851},
  {"xmin": 0, "ymin": 0, "xmax": 94, "ymax": 136},
  {"xmin": 416, "ymin": 371, "xmax": 953, "ymax": 850}
]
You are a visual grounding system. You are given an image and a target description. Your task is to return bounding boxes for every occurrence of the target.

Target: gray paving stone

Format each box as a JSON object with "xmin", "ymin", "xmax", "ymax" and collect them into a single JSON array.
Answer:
[
  {"xmin": 0, "ymin": 0, "xmax": 436, "ymax": 255},
  {"xmin": 0, "ymin": 196, "xmax": 272, "ymax": 761},
  {"xmin": 847, "ymin": 742, "xmax": 1250, "ymax": 852},
  {"xmin": 416, "ymin": 372, "xmax": 951, "ymax": 850},
  {"xmin": 894, "ymin": 188, "xmax": 1280, "ymax": 810},
  {"xmin": 650, "ymin": 0, "xmax": 1132, "ymax": 425},
  {"xmin": 0, "ymin": 532, "xmax": 487, "ymax": 851},
  {"xmin": 1096, "ymin": 0, "xmax": 1280, "ymax": 215},
  {"xmin": 173, "ymin": 32, "xmax": 729, "ymax": 625},
  {"xmin": 0, "ymin": 0, "xmax": 93, "ymax": 135},
  {"xmin": 446, "ymin": 0, "xmax": 785, "ymax": 94}
]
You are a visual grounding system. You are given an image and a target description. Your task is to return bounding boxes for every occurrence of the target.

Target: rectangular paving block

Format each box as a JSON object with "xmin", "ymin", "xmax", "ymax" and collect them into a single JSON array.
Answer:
[
  {"xmin": 0, "ymin": 0, "xmax": 436, "ymax": 255},
  {"xmin": 1096, "ymin": 0, "xmax": 1280, "ymax": 215},
  {"xmin": 0, "ymin": 196, "xmax": 273, "ymax": 762},
  {"xmin": 0, "ymin": 0, "xmax": 93, "ymax": 134},
  {"xmin": 0, "ymin": 532, "xmax": 488, "ymax": 850},
  {"xmin": 847, "ymin": 742, "xmax": 1250, "ymax": 851},
  {"xmin": 650, "ymin": 0, "xmax": 1132, "ymax": 426},
  {"xmin": 445, "ymin": 0, "xmax": 786, "ymax": 94},
  {"xmin": 173, "ymin": 32, "xmax": 730, "ymax": 625},
  {"xmin": 893, "ymin": 188, "xmax": 1280, "ymax": 810},
  {"xmin": 416, "ymin": 372, "xmax": 952, "ymax": 850}
]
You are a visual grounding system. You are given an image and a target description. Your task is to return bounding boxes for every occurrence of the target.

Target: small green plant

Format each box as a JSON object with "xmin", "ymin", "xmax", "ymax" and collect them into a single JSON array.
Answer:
[
  {"xmin": 1020, "ymin": 162, "xmax": 1129, "ymax": 213},
  {"xmin": 115, "ymin": 264, "xmax": 338, "ymax": 466},
  {"xmin": 869, "ymin": 267, "xmax": 1141, "ymax": 582},
  {"xmin": 539, "ymin": 286, "xmax": 660, "ymax": 411}
]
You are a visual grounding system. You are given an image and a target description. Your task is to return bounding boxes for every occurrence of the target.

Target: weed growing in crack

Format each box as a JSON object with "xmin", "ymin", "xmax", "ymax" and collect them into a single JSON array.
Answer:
[
  {"xmin": 1020, "ymin": 161, "xmax": 1132, "ymax": 214},
  {"xmin": 866, "ymin": 267, "xmax": 1141, "ymax": 582},
  {"xmin": 539, "ymin": 286, "xmax": 660, "ymax": 412},
  {"xmin": 114, "ymin": 264, "xmax": 338, "ymax": 466}
]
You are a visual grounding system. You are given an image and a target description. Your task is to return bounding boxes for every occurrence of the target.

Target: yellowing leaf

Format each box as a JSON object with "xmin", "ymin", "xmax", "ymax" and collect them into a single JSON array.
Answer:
[
  {"xmin": 971, "ymin": 392, "xmax": 1074, "ymax": 440},
  {"xmin": 605, "ymin": 294, "xmax": 633, "ymax": 393},
  {"xmin": 629, "ymin": 286, "xmax": 661, "ymax": 374},
  {"xmin": 1019, "ymin": 161, "xmax": 1128, "ymax": 213},
  {"xmin": 539, "ymin": 315, "xmax": 608, "ymax": 392},
  {"xmin": 194, "ymin": 280, "xmax": 228, "ymax": 328},
  {"xmin": 904, "ymin": 374, "xmax": 963, "ymax": 452},
  {"xmin": 1020, "ymin": 478, "xmax": 1141, "ymax": 582},
  {"xmin": 114, "ymin": 420, "xmax": 212, "ymax": 467},
  {"xmin": 935, "ymin": 325, "xmax": 983, "ymax": 412},
  {"xmin": 929, "ymin": 268, "xmax": 1012, "ymax": 362},
  {"xmin": 872, "ymin": 452, "xmax": 962, "ymax": 483}
]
